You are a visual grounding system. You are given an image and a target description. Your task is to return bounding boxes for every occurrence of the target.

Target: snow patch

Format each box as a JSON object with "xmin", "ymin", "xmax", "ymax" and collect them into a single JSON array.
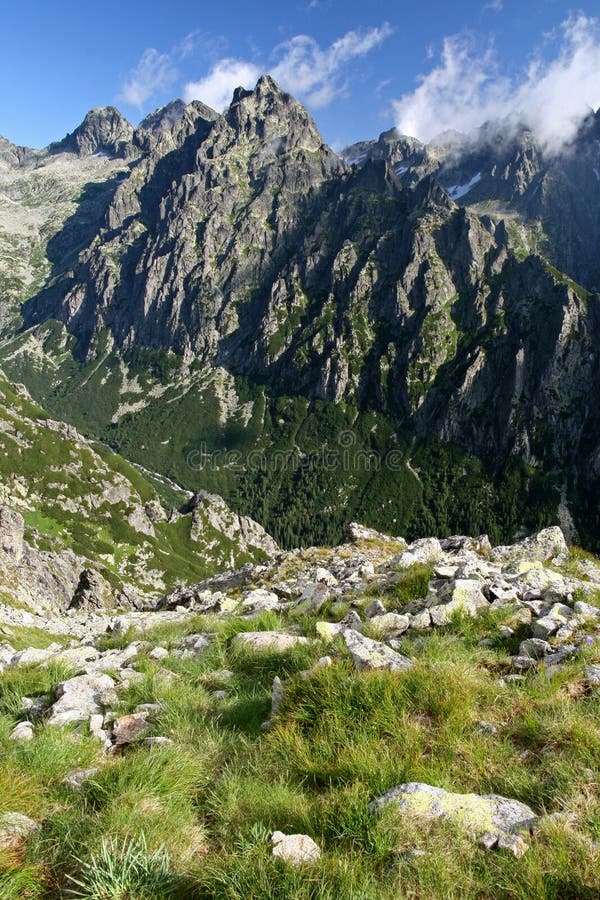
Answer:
[{"xmin": 446, "ymin": 172, "xmax": 482, "ymax": 200}]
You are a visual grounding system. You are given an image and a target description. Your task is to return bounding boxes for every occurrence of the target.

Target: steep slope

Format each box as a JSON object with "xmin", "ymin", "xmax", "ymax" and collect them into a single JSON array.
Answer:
[
  {"xmin": 342, "ymin": 110, "xmax": 600, "ymax": 291},
  {"xmin": 0, "ymin": 369, "xmax": 276, "ymax": 610},
  {"xmin": 1, "ymin": 79, "xmax": 600, "ymax": 550}
]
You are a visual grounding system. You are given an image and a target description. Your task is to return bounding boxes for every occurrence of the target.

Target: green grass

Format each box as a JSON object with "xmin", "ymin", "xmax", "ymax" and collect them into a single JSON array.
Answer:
[{"xmin": 1, "ymin": 603, "xmax": 598, "ymax": 898}]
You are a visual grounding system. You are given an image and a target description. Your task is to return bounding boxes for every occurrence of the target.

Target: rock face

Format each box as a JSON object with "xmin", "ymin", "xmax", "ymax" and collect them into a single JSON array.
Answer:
[
  {"xmin": 0, "ymin": 506, "xmax": 24, "ymax": 559},
  {"xmin": 53, "ymin": 107, "xmax": 134, "ymax": 157},
  {"xmin": 3, "ymin": 78, "xmax": 600, "ymax": 550},
  {"xmin": 70, "ymin": 568, "xmax": 113, "ymax": 610}
]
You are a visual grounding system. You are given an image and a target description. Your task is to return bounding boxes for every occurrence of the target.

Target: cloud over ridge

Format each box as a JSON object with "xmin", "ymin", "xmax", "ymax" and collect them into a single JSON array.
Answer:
[
  {"xmin": 393, "ymin": 15, "xmax": 600, "ymax": 153},
  {"xmin": 184, "ymin": 24, "xmax": 393, "ymax": 111}
]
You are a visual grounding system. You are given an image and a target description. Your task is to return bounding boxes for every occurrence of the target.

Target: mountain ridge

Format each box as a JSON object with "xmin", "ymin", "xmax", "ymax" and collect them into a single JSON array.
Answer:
[{"xmin": 1, "ymin": 76, "xmax": 600, "ymax": 550}]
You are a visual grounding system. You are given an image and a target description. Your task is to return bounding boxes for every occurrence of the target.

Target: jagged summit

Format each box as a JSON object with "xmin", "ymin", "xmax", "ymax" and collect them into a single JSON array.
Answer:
[{"xmin": 51, "ymin": 105, "xmax": 134, "ymax": 157}]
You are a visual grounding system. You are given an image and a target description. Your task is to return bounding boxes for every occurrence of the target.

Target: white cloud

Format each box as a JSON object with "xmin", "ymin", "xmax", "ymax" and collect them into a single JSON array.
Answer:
[
  {"xmin": 184, "ymin": 24, "xmax": 393, "ymax": 111},
  {"xmin": 119, "ymin": 48, "xmax": 178, "ymax": 108},
  {"xmin": 483, "ymin": 0, "xmax": 503, "ymax": 12},
  {"xmin": 184, "ymin": 58, "xmax": 261, "ymax": 110},
  {"xmin": 393, "ymin": 15, "xmax": 600, "ymax": 153}
]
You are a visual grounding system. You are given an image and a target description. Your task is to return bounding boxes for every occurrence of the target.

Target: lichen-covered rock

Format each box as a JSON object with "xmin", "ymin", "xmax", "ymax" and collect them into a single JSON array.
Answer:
[
  {"xmin": 391, "ymin": 538, "xmax": 443, "ymax": 569},
  {"xmin": 369, "ymin": 782, "xmax": 537, "ymax": 845},
  {"xmin": 368, "ymin": 612, "xmax": 410, "ymax": 636},
  {"xmin": 343, "ymin": 629, "xmax": 412, "ymax": 672},
  {"xmin": 0, "ymin": 812, "xmax": 40, "ymax": 849},
  {"xmin": 492, "ymin": 527, "xmax": 569, "ymax": 564}
]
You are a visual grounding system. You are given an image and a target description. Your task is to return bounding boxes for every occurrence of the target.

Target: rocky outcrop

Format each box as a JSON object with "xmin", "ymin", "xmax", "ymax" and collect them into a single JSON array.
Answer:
[
  {"xmin": 0, "ymin": 506, "xmax": 24, "ymax": 560},
  {"xmin": 52, "ymin": 107, "xmax": 134, "ymax": 157}
]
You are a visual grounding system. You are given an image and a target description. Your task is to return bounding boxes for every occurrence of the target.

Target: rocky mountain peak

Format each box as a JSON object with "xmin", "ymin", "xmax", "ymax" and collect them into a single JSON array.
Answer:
[
  {"xmin": 226, "ymin": 75, "xmax": 325, "ymax": 152},
  {"xmin": 53, "ymin": 106, "xmax": 134, "ymax": 157}
]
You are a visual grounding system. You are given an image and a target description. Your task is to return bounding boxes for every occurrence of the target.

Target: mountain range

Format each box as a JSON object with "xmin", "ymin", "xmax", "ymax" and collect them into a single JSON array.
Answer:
[{"xmin": 1, "ymin": 76, "xmax": 600, "ymax": 552}]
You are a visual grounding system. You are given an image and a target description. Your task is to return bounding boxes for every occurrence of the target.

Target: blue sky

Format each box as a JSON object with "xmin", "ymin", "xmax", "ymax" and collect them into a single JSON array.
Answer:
[{"xmin": 2, "ymin": 1, "xmax": 599, "ymax": 150}]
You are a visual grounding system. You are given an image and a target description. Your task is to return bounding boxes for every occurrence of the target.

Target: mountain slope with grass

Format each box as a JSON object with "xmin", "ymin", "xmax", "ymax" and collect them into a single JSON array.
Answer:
[
  {"xmin": 1, "ymin": 81, "xmax": 600, "ymax": 553},
  {"xmin": 0, "ymin": 523, "xmax": 598, "ymax": 897},
  {"xmin": 0, "ymin": 368, "xmax": 276, "ymax": 610}
]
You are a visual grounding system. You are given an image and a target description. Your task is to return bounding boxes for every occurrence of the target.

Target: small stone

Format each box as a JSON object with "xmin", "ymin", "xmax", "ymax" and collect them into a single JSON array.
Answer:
[
  {"xmin": 498, "ymin": 625, "xmax": 514, "ymax": 638},
  {"xmin": 364, "ymin": 599, "xmax": 386, "ymax": 618},
  {"xmin": 476, "ymin": 721, "xmax": 498, "ymax": 736},
  {"xmin": 496, "ymin": 833, "xmax": 530, "ymax": 857},
  {"xmin": 62, "ymin": 767, "xmax": 100, "ymax": 792},
  {"xmin": 586, "ymin": 664, "xmax": 600, "ymax": 687},
  {"xmin": 133, "ymin": 703, "xmax": 162, "ymax": 715},
  {"xmin": 512, "ymin": 656, "xmax": 537, "ymax": 671},
  {"xmin": 339, "ymin": 610, "xmax": 362, "ymax": 630},
  {"xmin": 9, "ymin": 721, "xmax": 34, "ymax": 741},
  {"xmin": 271, "ymin": 831, "xmax": 321, "ymax": 866},
  {"xmin": 410, "ymin": 609, "xmax": 432, "ymax": 631},
  {"xmin": 142, "ymin": 736, "xmax": 174, "ymax": 747},
  {"xmin": 0, "ymin": 812, "xmax": 40, "ymax": 849},
  {"xmin": 112, "ymin": 712, "xmax": 151, "ymax": 746},
  {"xmin": 149, "ymin": 646, "xmax": 169, "ymax": 660},
  {"xmin": 211, "ymin": 690, "xmax": 229, "ymax": 700},
  {"xmin": 519, "ymin": 638, "xmax": 551, "ymax": 660},
  {"xmin": 315, "ymin": 621, "xmax": 345, "ymax": 642},
  {"xmin": 478, "ymin": 831, "xmax": 499, "ymax": 849}
]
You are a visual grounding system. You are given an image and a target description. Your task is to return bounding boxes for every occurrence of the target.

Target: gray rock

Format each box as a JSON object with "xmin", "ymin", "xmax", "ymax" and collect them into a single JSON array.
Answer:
[
  {"xmin": 242, "ymin": 588, "xmax": 280, "ymax": 613},
  {"xmin": 586, "ymin": 664, "xmax": 600, "ymax": 687},
  {"xmin": 364, "ymin": 599, "xmax": 386, "ymax": 618},
  {"xmin": 368, "ymin": 782, "xmax": 537, "ymax": 843},
  {"xmin": 62, "ymin": 767, "xmax": 100, "ymax": 791},
  {"xmin": 9, "ymin": 721, "xmax": 34, "ymax": 741},
  {"xmin": 232, "ymin": 631, "xmax": 310, "ymax": 653},
  {"xmin": 0, "ymin": 507, "xmax": 24, "ymax": 560},
  {"xmin": 0, "ymin": 812, "xmax": 40, "ymax": 849},
  {"xmin": 531, "ymin": 617, "xmax": 560, "ymax": 640},
  {"xmin": 343, "ymin": 629, "xmax": 412, "ymax": 672},
  {"xmin": 369, "ymin": 612, "xmax": 410, "ymax": 636},
  {"xmin": 519, "ymin": 638, "xmax": 552, "ymax": 660},
  {"xmin": 48, "ymin": 673, "xmax": 117, "ymax": 726}
]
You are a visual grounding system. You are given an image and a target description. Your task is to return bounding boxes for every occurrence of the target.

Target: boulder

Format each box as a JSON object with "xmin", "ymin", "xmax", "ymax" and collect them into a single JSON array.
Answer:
[
  {"xmin": 113, "ymin": 711, "xmax": 151, "ymax": 746},
  {"xmin": 70, "ymin": 568, "xmax": 113, "ymax": 610},
  {"xmin": 343, "ymin": 630, "xmax": 412, "ymax": 672},
  {"xmin": 47, "ymin": 673, "xmax": 117, "ymax": 726},
  {"xmin": 492, "ymin": 527, "xmax": 568, "ymax": 564},
  {"xmin": 232, "ymin": 631, "xmax": 310, "ymax": 653},
  {"xmin": 369, "ymin": 782, "xmax": 537, "ymax": 846}
]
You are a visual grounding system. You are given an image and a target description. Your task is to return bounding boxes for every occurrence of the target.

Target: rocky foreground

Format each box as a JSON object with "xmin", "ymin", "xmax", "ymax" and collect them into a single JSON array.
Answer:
[{"xmin": 0, "ymin": 521, "xmax": 599, "ymax": 896}]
